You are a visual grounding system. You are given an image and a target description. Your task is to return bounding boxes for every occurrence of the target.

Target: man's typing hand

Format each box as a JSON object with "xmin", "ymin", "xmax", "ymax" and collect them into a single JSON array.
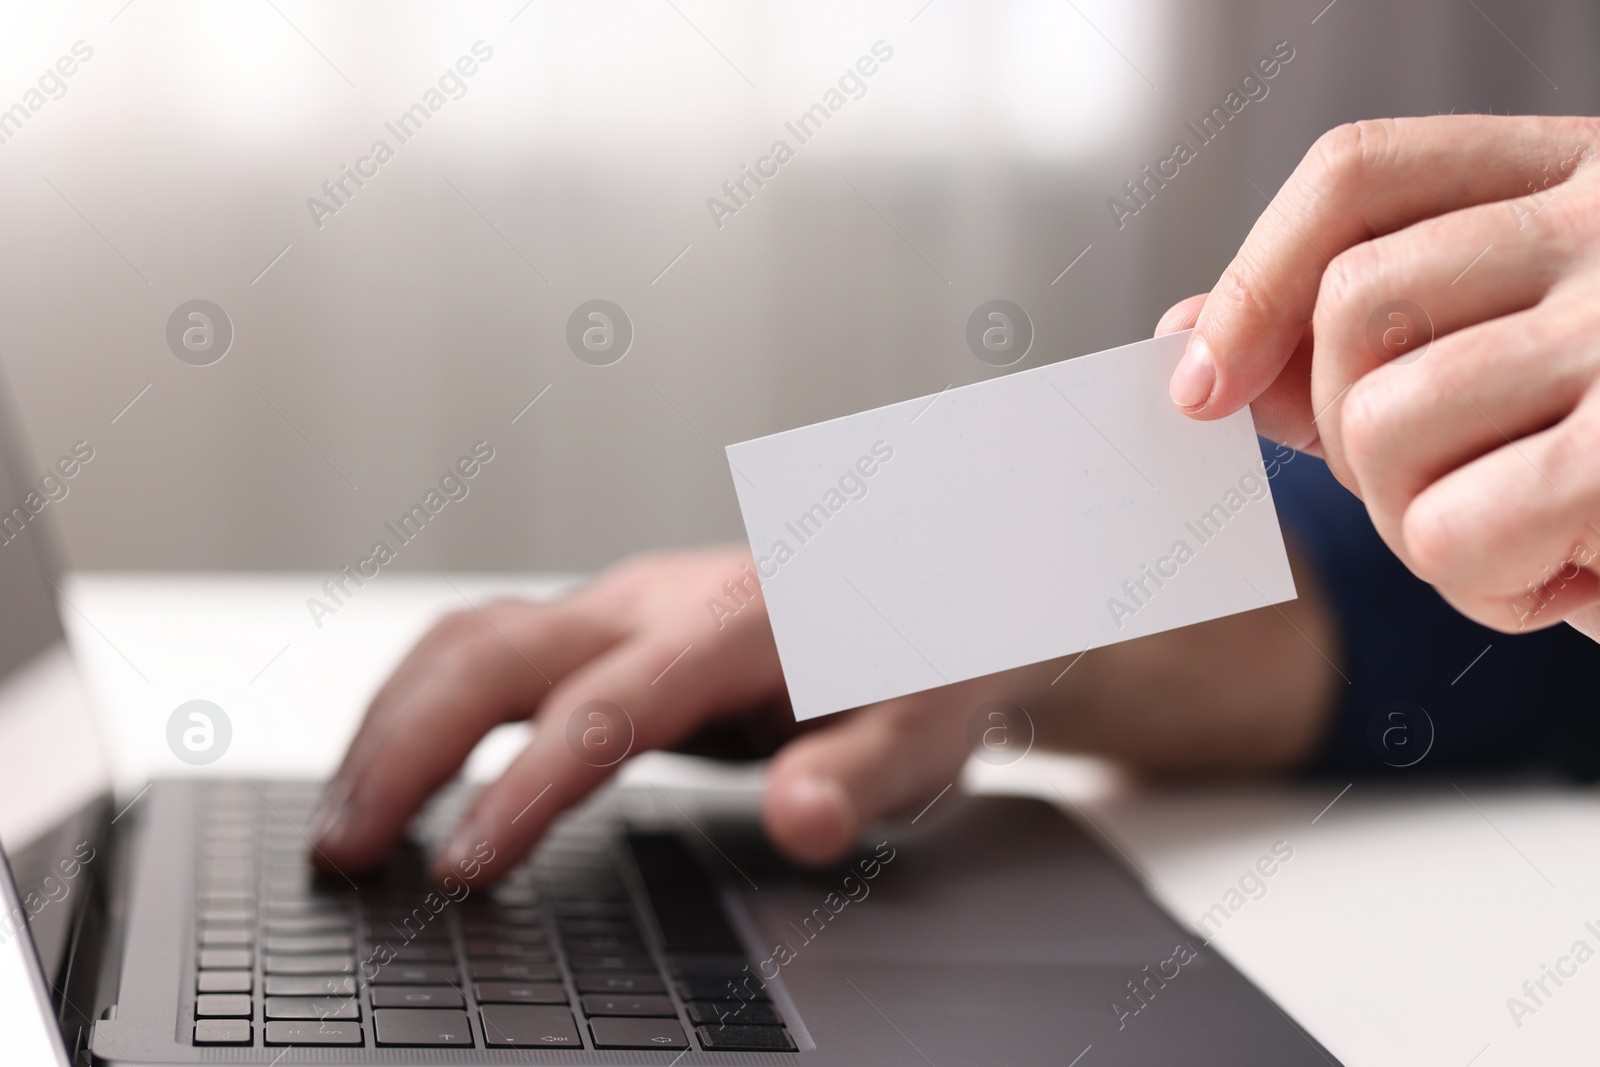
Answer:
[{"xmin": 309, "ymin": 547, "xmax": 990, "ymax": 884}]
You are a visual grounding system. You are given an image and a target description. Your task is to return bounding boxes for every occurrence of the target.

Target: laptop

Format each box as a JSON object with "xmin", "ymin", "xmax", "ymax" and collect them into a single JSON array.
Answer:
[{"xmin": 0, "ymin": 378, "xmax": 1342, "ymax": 1064}]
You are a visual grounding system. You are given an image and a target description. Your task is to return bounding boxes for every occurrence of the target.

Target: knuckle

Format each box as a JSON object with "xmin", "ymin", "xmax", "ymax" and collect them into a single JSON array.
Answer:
[
  {"xmin": 422, "ymin": 613, "xmax": 507, "ymax": 671},
  {"xmin": 1308, "ymin": 119, "xmax": 1393, "ymax": 194},
  {"xmin": 477, "ymin": 597, "xmax": 534, "ymax": 630},
  {"xmin": 1518, "ymin": 187, "xmax": 1566, "ymax": 244},
  {"xmin": 1337, "ymin": 377, "xmax": 1392, "ymax": 473},
  {"xmin": 430, "ymin": 609, "xmax": 483, "ymax": 643},
  {"xmin": 1316, "ymin": 242, "xmax": 1381, "ymax": 327},
  {"xmin": 1544, "ymin": 409, "xmax": 1600, "ymax": 491},
  {"xmin": 1530, "ymin": 163, "xmax": 1600, "ymax": 246},
  {"xmin": 600, "ymin": 549, "xmax": 670, "ymax": 590},
  {"xmin": 1210, "ymin": 254, "xmax": 1287, "ymax": 332},
  {"xmin": 440, "ymin": 625, "xmax": 499, "ymax": 669},
  {"xmin": 1400, "ymin": 493, "xmax": 1462, "ymax": 585}
]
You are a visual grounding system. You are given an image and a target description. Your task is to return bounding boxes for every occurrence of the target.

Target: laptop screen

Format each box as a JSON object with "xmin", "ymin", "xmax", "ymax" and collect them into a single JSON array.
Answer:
[
  {"xmin": 0, "ymin": 380, "xmax": 84, "ymax": 1067},
  {"xmin": 0, "ymin": 399, "xmax": 68, "ymax": 682},
  {"xmin": 0, "ymin": 848, "xmax": 73, "ymax": 1067},
  {"xmin": 0, "ymin": 373, "xmax": 108, "ymax": 849}
]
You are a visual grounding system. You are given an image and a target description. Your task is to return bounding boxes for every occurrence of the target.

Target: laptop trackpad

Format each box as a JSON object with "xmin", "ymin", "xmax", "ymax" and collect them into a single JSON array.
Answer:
[{"xmin": 786, "ymin": 960, "xmax": 1264, "ymax": 1067}]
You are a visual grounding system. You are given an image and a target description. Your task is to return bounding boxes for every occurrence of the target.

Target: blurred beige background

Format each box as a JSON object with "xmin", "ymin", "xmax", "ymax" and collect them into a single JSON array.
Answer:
[{"xmin": 0, "ymin": 0, "xmax": 1591, "ymax": 572}]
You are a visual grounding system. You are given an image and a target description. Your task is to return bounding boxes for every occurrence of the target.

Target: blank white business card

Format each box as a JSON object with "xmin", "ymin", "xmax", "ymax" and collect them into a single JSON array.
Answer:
[{"xmin": 726, "ymin": 330, "xmax": 1296, "ymax": 721}]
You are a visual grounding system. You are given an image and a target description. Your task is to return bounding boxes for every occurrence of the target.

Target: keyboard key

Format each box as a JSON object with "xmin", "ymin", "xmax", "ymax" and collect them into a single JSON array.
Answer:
[
  {"xmin": 470, "ymin": 961, "xmax": 559, "ymax": 981},
  {"xmin": 686, "ymin": 1000, "xmax": 782, "ymax": 1026},
  {"xmin": 193, "ymin": 1019, "xmax": 251, "ymax": 1045},
  {"xmin": 476, "ymin": 915, "xmax": 547, "ymax": 927},
  {"xmin": 669, "ymin": 952, "xmax": 753, "ymax": 977},
  {"xmin": 570, "ymin": 954, "xmax": 653, "ymax": 971},
  {"xmin": 200, "ymin": 908, "xmax": 254, "ymax": 924},
  {"xmin": 263, "ymin": 900, "xmax": 347, "ymax": 916},
  {"xmin": 696, "ymin": 1024, "xmax": 797, "ymax": 1052},
  {"xmin": 199, "ymin": 832, "xmax": 256, "ymax": 845},
  {"xmin": 198, "ymin": 866, "xmax": 255, "ymax": 879},
  {"xmin": 462, "ymin": 913, "xmax": 544, "ymax": 932},
  {"xmin": 558, "ymin": 918, "xmax": 636, "ymax": 938},
  {"xmin": 370, "ymin": 963, "xmax": 460, "ymax": 985},
  {"xmin": 264, "ymin": 915, "xmax": 349, "ymax": 934},
  {"xmin": 197, "ymin": 855, "xmax": 254, "ymax": 869},
  {"xmin": 490, "ymin": 887, "xmax": 540, "ymax": 906},
  {"xmin": 198, "ymin": 889, "xmax": 255, "ymax": 903},
  {"xmin": 549, "ymin": 885, "xmax": 625, "ymax": 903},
  {"xmin": 265, "ymin": 996, "xmax": 359, "ymax": 1020},
  {"xmin": 479, "ymin": 1005, "xmax": 581, "ymax": 1048},
  {"xmin": 628, "ymin": 833, "xmax": 742, "ymax": 952},
  {"xmin": 565, "ymin": 935, "xmax": 644, "ymax": 954},
  {"xmin": 465, "ymin": 941, "xmax": 551, "ymax": 960},
  {"xmin": 389, "ymin": 945, "xmax": 458, "ymax": 962},
  {"xmin": 198, "ymin": 845, "xmax": 254, "ymax": 858},
  {"xmin": 265, "ymin": 953, "xmax": 353, "ymax": 974},
  {"xmin": 265, "ymin": 933, "xmax": 354, "ymax": 953},
  {"xmin": 677, "ymin": 974, "xmax": 767, "ymax": 1001},
  {"xmin": 577, "ymin": 972, "xmax": 663, "ymax": 994},
  {"xmin": 365, "ymin": 923, "xmax": 452, "ymax": 944},
  {"xmin": 263, "ymin": 875, "xmax": 319, "ymax": 896},
  {"xmin": 195, "ymin": 994, "xmax": 251, "ymax": 1017},
  {"xmin": 197, "ymin": 970, "xmax": 251, "ymax": 993},
  {"xmin": 462, "ymin": 926, "xmax": 546, "ymax": 944},
  {"xmin": 265, "ymin": 1020, "xmax": 363, "ymax": 1045},
  {"xmin": 590, "ymin": 1016, "xmax": 688, "ymax": 1049},
  {"xmin": 475, "ymin": 981, "xmax": 568, "ymax": 1004},
  {"xmin": 371, "ymin": 985, "xmax": 463, "ymax": 1009},
  {"xmin": 366, "ymin": 903, "xmax": 448, "ymax": 921},
  {"xmin": 265, "ymin": 974, "xmax": 355, "ymax": 996},
  {"xmin": 582, "ymin": 994, "xmax": 677, "ymax": 1017},
  {"xmin": 555, "ymin": 900, "xmax": 630, "ymax": 918},
  {"xmin": 200, "ymin": 832, "xmax": 255, "ymax": 850},
  {"xmin": 199, "ymin": 877, "xmax": 254, "ymax": 894},
  {"xmin": 199, "ymin": 949, "xmax": 252, "ymax": 970},
  {"xmin": 374, "ymin": 1008, "xmax": 474, "ymax": 1047},
  {"xmin": 199, "ymin": 927, "xmax": 252, "ymax": 947}
]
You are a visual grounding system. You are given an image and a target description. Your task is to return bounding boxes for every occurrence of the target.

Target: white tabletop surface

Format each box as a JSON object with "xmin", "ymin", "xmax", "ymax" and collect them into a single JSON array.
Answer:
[{"xmin": 9, "ymin": 572, "xmax": 1600, "ymax": 1066}]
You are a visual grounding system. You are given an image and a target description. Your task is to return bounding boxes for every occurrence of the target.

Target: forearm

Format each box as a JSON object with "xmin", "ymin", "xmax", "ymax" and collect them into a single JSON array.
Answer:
[{"xmin": 1028, "ymin": 539, "xmax": 1341, "ymax": 774}]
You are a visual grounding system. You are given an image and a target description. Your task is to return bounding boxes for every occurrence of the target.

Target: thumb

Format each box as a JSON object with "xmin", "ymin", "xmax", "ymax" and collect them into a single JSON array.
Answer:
[
  {"xmin": 761, "ymin": 695, "xmax": 972, "ymax": 867},
  {"xmin": 1164, "ymin": 294, "xmax": 1324, "ymax": 457},
  {"xmin": 1157, "ymin": 292, "xmax": 1322, "ymax": 455}
]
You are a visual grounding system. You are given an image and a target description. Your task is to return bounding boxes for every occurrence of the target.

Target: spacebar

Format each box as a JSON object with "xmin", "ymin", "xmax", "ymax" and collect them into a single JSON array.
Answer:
[{"xmin": 625, "ymin": 833, "xmax": 742, "ymax": 953}]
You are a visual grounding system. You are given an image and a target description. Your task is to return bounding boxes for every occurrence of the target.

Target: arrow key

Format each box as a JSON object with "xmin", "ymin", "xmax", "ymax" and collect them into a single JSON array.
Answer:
[
  {"xmin": 479, "ymin": 1005, "xmax": 581, "ymax": 1048},
  {"xmin": 589, "ymin": 1017, "xmax": 689, "ymax": 1049},
  {"xmin": 373, "ymin": 1008, "xmax": 474, "ymax": 1047}
]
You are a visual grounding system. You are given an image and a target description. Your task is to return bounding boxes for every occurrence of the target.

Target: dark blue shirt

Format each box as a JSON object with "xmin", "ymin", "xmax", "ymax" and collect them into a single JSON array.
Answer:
[{"xmin": 1264, "ymin": 440, "xmax": 1600, "ymax": 779}]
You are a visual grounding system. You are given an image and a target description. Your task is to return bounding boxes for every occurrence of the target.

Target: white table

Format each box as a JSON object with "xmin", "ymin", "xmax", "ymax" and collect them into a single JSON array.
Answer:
[{"xmin": 9, "ymin": 573, "xmax": 1600, "ymax": 1066}]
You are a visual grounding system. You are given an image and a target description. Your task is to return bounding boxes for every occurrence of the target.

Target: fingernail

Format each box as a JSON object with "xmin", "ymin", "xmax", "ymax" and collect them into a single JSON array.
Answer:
[
  {"xmin": 1170, "ymin": 334, "xmax": 1216, "ymax": 411},
  {"xmin": 310, "ymin": 778, "xmax": 355, "ymax": 849},
  {"xmin": 786, "ymin": 775, "xmax": 855, "ymax": 852},
  {"xmin": 436, "ymin": 812, "xmax": 496, "ymax": 880},
  {"xmin": 791, "ymin": 774, "xmax": 850, "ymax": 814}
]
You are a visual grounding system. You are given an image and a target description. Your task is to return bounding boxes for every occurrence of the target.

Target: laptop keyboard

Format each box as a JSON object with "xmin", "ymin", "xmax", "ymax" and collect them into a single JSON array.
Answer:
[{"xmin": 188, "ymin": 782, "xmax": 797, "ymax": 1053}]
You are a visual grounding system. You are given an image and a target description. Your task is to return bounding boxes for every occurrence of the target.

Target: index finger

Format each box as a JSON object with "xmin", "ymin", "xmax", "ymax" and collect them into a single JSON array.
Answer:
[
  {"xmin": 1173, "ymin": 115, "xmax": 1598, "ymax": 426},
  {"xmin": 430, "ymin": 609, "xmax": 784, "ymax": 885},
  {"xmin": 311, "ymin": 599, "xmax": 620, "ymax": 872}
]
